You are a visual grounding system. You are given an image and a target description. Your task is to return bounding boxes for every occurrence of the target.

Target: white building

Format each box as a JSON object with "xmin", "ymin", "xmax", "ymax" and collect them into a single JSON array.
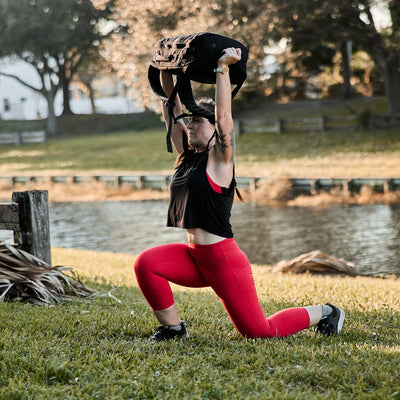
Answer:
[
  {"xmin": 0, "ymin": 57, "xmax": 143, "ymax": 120},
  {"xmin": 0, "ymin": 58, "xmax": 48, "ymax": 120}
]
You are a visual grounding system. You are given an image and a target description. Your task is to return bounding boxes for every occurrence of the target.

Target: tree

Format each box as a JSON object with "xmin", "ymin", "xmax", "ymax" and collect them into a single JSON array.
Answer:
[
  {"xmin": 101, "ymin": 0, "xmax": 287, "ymax": 109},
  {"xmin": 272, "ymin": 0, "xmax": 400, "ymax": 115},
  {"xmin": 100, "ymin": 0, "xmax": 219, "ymax": 109},
  {"xmin": 103, "ymin": 0, "xmax": 341, "ymax": 104},
  {"xmin": 0, "ymin": 0, "xmax": 122, "ymax": 136},
  {"xmin": 76, "ymin": 49, "xmax": 115, "ymax": 114},
  {"xmin": 91, "ymin": 0, "xmax": 400, "ymax": 110}
]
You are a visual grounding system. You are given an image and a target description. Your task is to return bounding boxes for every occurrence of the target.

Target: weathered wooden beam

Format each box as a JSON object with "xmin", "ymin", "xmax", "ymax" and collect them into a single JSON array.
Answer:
[
  {"xmin": 11, "ymin": 190, "xmax": 51, "ymax": 266},
  {"xmin": 0, "ymin": 203, "xmax": 19, "ymax": 230}
]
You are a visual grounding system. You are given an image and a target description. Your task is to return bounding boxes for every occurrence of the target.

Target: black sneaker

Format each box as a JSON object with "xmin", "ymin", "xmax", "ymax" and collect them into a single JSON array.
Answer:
[
  {"xmin": 316, "ymin": 303, "xmax": 345, "ymax": 336},
  {"xmin": 150, "ymin": 321, "xmax": 188, "ymax": 342}
]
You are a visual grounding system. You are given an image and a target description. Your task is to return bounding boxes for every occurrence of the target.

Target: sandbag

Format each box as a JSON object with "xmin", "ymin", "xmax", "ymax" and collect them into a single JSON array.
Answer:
[{"xmin": 148, "ymin": 32, "xmax": 249, "ymax": 152}]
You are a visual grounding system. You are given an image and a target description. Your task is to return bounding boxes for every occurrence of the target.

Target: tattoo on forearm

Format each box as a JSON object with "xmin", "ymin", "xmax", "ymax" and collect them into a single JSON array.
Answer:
[
  {"xmin": 216, "ymin": 132, "xmax": 228, "ymax": 153},
  {"xmin": 216, "ymin": 122, "xmax": 235, "ymax": 160}
]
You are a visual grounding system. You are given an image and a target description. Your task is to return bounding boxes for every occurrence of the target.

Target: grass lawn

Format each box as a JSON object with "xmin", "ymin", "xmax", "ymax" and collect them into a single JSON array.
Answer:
[
  {"xmin": 1, "ymin": 125, "xmax": 400, "ymax": 178},
  {"xmin": 0, "ymin": 247, "xmax": 398, "ymax": 399}
]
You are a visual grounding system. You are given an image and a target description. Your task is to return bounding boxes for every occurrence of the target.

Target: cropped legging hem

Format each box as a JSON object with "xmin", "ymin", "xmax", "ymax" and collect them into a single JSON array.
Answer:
[{"xmin": 134, "ymin": 238, "xmax": 310, "ymax": 338}]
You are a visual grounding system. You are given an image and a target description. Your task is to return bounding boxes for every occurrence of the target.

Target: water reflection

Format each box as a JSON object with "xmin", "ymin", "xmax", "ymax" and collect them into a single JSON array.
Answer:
[
  {"xmin": 45, "ymin": 200, "xmax": 400, "ymax": 276},
  {"xmin": 233, "ymin": 203, "xmax": 400, "ymax": 276},
  {"xmin": 50, "ymin": 200, "xmax": 186, "ymax": 254}
]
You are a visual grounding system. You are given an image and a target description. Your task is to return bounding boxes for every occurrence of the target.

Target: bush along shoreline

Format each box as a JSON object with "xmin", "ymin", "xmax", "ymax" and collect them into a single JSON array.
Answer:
[{"xmin": 1, "ymin": 174, "xmax": 400, "ymax": 207}]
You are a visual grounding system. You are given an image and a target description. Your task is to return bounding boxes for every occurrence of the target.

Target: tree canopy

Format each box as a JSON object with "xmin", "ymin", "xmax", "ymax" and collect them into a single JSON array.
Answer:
[
  {"xmin": 0, "ymin": 0, "xmax": 122, "ymax": 134},
  {"xmin": 2, "ymin": 0, "xmax": 400, "ymax": 120},
  {"xmin": 103, "ymin": 0, "xmax": 399, "ymax": 115}
]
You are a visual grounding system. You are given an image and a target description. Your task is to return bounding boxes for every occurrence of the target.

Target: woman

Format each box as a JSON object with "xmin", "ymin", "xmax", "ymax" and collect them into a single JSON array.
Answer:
[{"xmin": 134, "ymin": 47, "xmax": 345, "ymax": 341}]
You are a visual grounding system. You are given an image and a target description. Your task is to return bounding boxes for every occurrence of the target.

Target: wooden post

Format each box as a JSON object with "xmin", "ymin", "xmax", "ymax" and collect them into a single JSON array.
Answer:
[
  {"xmin": 275, "ymin": 119, "xmax": 283, "ymax": 134},
  {"xmin": 319, "ymin": 116, "xmax": 326, "ymax": 132},
  {"xmin": 12, "ymin": 190, "xmax": 51, "ymax": 266},
  {"xmin": 15, "ymin": 131, "xmax": 22, "ymax": 146}
]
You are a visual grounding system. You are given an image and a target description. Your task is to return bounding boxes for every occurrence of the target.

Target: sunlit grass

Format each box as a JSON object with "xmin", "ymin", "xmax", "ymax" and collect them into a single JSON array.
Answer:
[
  {"xmin": 2, "ymin": 98, "xmax": 400, "ymax": 178},
  {"xmin": 235, "ymin": 127, "xmax": 400, "ymax": 160},
  {"xmin": 0, "ymin": 247, "xmax": 398, "ymax": 399},
  {"xmin": 1, "ymin": 124, "xmax": 400, "ymax": 179},
  {"xmin": 0, "ymin": 129, "xmax": 177, "ymax": 172}
]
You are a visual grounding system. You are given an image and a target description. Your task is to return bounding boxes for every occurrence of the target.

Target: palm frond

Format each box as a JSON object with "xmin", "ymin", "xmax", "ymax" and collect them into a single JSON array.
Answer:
[
  {"xmin": 0, "ymin": 243, "xmax": 96, "ymax": 305},
  {"xmin": 272, "ymin": 250, "xmax": 359, "ymax": 276}
]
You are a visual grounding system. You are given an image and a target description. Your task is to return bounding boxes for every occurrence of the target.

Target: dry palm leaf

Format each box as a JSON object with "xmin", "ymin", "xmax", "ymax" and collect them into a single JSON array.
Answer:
[
  {"xmin": 0, "ymin": 243, "xmax": 96, "ymax": 305},
  {"xmin": 272, "ymin": 250, "xmax": 358, "ymax": 276}
]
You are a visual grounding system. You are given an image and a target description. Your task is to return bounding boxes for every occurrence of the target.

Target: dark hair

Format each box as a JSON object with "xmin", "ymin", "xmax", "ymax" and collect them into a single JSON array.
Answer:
[
  {"xmin": 197, "ymin": 98, "xmax": 215, "ymax": 114},
  {"xmin": 174, "ymin": 98, "xmax": 215, "ymax": 168}
]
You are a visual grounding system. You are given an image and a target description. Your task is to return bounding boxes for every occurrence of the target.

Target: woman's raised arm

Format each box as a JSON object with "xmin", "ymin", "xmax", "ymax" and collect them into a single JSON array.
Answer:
[
  {"xmin": 160, "ymin": 71, "xmax": 187, "ymax": 154},
  {"xmin": 213, "ymin": 48, "xmax": 241, "ymax": 165}
]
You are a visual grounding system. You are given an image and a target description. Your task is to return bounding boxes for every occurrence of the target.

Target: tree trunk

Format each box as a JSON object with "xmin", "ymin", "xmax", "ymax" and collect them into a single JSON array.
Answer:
[
  {"xmin": 383, "ymin": 58, "xmax": 400, "ymax": 117},
  {"xmin": 46, "ymin": 91, "xmax": 59, "ymax": 137},
  {"xmin": 88, "ymin": 82, "xmax": 97, "ymax": 114},
  {"xmin": 61, "ymin": 76, "xmax": 74, "ymax": 115},
  {"xmin": 340, "ymin": 41, "xmax": 353, "ymax": 99}
]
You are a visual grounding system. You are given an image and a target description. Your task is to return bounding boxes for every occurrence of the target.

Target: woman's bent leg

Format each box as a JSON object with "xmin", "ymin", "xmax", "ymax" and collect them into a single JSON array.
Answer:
[
  {"xmin": 153, "ymin": 304, "xmax": 180, "ymax": 326},
  {"xmin": 134, "ymin": 243, "xmax": 208, "ymax": 311},
  {"xmin": 189, "ymin": 239, "xmax": 310, "ymax": 338}
]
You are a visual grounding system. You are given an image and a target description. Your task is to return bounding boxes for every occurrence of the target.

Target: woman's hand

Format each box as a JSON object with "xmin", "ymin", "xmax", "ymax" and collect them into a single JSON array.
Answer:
[{"xmin": 217, "ymin": 47, "xmax": 241, "ymax": 67}]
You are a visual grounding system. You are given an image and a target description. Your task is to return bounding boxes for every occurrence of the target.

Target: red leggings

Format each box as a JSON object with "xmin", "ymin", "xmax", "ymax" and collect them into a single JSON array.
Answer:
[{"xmin": 134, "ymin": 238, "xmax": 310, "ymax": 338}]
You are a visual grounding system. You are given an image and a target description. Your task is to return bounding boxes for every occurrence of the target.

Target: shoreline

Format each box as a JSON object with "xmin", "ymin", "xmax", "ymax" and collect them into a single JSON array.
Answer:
[{"xmin": 1, "ymin": 178, "xmax": 399, "ymax": 207}]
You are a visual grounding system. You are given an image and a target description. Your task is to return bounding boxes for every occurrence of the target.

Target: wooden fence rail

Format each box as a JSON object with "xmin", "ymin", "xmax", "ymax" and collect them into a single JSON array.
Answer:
[
  {"xmin": 236, "ymin": 115, "xmax": 359, "ymax": 135},
  {"xmin": 368, "ymin": 113, "xmax": 400, "ymax": 129},
  {"xmin": 289, "ymin": 177, "xmax": 400, "ymax": 195},
  {"xmin": 236, "ymin": 112, "xmax": 400, "ymax": 135},
  {"xmin": 0, "ymin": 190, "xmax": 51, "ymax": 265},
  {"xmin": 0, "ymin": 130, "xmax": 46, "ymax": 146},
  {"xmin": 2, "ymin": 174, "xmax": 400, "ymax": 196}
]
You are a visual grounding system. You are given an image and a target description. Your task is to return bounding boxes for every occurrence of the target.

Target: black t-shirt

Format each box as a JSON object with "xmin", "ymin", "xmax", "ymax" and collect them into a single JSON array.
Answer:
[{"xmin": 167, "ymin": 150, "xmax": 234, "ymax": 238}]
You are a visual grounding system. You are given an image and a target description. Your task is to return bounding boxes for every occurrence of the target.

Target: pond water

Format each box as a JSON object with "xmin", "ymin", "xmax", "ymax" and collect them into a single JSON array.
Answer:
[{"xmin": 46, "ymin": 200, "xmax": 400, "ymax": 276}]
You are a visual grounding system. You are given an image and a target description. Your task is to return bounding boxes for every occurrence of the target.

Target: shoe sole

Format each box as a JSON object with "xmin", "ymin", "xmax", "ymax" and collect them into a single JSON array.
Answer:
[{"xmin": 336, "ymin": 308, "xmax": 345, "ymax": 334}]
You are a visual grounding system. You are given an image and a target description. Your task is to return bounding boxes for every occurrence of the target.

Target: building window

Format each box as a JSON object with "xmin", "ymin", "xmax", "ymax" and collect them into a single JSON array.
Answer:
[{"xmin": 4, "ymin": 98, "xmax": 10, "ymax": 112}]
